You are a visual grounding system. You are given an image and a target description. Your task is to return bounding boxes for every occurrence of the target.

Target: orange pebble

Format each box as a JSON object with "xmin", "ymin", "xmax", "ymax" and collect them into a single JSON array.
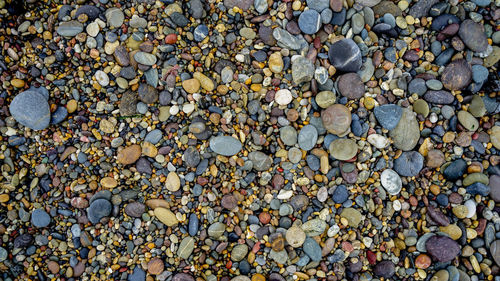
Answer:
[{"xmin": 415, "ymin": 254, "xmax": 431, "ymax": 269}]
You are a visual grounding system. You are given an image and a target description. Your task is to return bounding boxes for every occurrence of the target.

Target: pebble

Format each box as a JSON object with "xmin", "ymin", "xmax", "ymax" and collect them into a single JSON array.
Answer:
[
  {"xmin": 117, "ymin": 145, "xmax": 142, "ymax": 165},
  {"xmin": 134, "ymin": 52, "xmax": 157, "ymax": 66},
  {"xmin": 292, "ymin": 56, "xmax": 314, "ymax": 84},
  {"xmin": 178, "ymin": 237, "xmax": 195, "ymax": 259},
  {"xmin": 56, "ymin": 21, "xmax": 83, "ymax": 37},
  {"xmin": 374, "ymin": 261, "xmax": 395, "ymax": 278},
  {"xmin": 328, "ymin": 39, "xmax": 362, "ymax": 72},
  {"xmin": 381, "ymin": 169, "xmax": 402, "ymax": 195},
  {"xmin": 298, "ymin": 10, "xmax": 321, "ymax": 34},
  {"xmin": 275, "ymin": 89, "xmax": 293, "ymax": 105},
  {"xmin": 457, "ymin": 110, "xmax": 479, "ymax": 131},
  {"xmin": 286, "ymin": 226, "xmax": 306, "ymax": 248},
  {"xmin": 329, "ymin": 138, "xmax": 358, "ymax": 161},
  {"xmin": 9, "ymin": 90, "xmax": 50, "ymax": 130},
  {"xmin": 210, "ymin": 136, "xmax": 242, "ymax": 156},
  {"xmin": 441, "ymin": 59, "xmax": 472, "ymax": 90},
  {"xmin": 394, "ymin": 151, "xmax": 424, "ymax": 177},
  {"xmin": 166, "ymin": 172, "xmax": 181, "ymax": 192},
  {"xmin": 322, "ymin": 104, "xmax": 351, "ymax": 135},
  {"xmin": 31, "ymin": 209, "xmax": 50, "ymax": 228},
  {"xmin": 340, "ymin": 208, "xmax": 362, "ymax": 227},
  {"xmin": 389, "ymin": 108, "xmax": 420, "ymax": 151},
  {"xmin": 154, "ymin": 208, "xmax": 178, "ymax": 227},
  {"xmin": 373, "ymin": 104, "xmax": 402, "ymax": 130},
  {"xmin": 303, "ymin": 238, "xmax": 322, "ymax": 261},
  {"xmin": 298, "ymin": 125, "xmax": 318, "ymax": 151},
  {"xmin": 338, "ymin": 73, "xmax": 365, "ymax": 99},
  {"xmin": 459, "ymin": 19, "xmax": 489, "ymax": 53},
  {"xmin": 87, "ymin": 199, "xmax": 112, "ymax": 224},
  {"xmin": 426, "ymin": 235, "xmax": 461, "ymax": 262}
]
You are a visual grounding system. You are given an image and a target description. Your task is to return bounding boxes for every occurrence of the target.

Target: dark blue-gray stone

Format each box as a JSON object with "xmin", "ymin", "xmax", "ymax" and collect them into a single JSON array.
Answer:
[
  {"xmin": 459, "ymin": 19, "xmax": 489, "ymax": 53},
  {"xmin": 51, "ymin": 106, "xmax": 68, "ymax": 124},
  {"xmin": 466, "ymin": 182, "xmax": 490, "ymax": 196},
  {"xmin": 145, "ymin": 129, "xmax": 163, "ymax": 144},
  {"xmin": 431, "ymin": 14, "xmax": 459, "ymax": 31},
  {"xmin": 28, "ymin": 86, "xmax": 49, "ymax": 100},
  {"xmin": 435, "ymin": 48, "xmax": 454, "ymax": 66},
  {"xmin": 190, "ymin": 0, "xmax": 205, "ymax": 18},
  {"xmin": 75, "ymin": 5, "xmax": 100, "ymax": 20},
  {"xmin": 384, "ymin": 47, "xmax": 397, "ymax": 63},
  {"xmin": 394, "ymin": 151, "xmax": 424, "ymax": 177},
  {"xmin": 303, "ymin": 237, "xmax": 322, "ymax": 261},
  {"xmin": 8, "ymin": 136, "xmax": 25, "ymax": 146},
  {"xmin": 209, "ymin": 136, "xmax": 242, "ymax": 156},
  {"xmin": 58, "ymin": 5, "xmax": 72, "ymax": 20},
  {"xmin": 443, "ymin": 159, "xmax": 467, "ymax": 180},
  {"xmin": 332, "ymin": 185, "xmax": 349, "ymax": 203},
  {"xmin": 298, "ymin": 125, "xmax": 318, "ymax": 151},
  {"xmin": 307, "ymin": 0, "xmax": 329, "ymax": 11},
  {"xmin": 87, "ymin": 199, "xmax": 112, "ymax": 224},
  {"xmin": 306, "ymin": 155, "xmax": 320, "ymax": 171},
  {"xmin": 188, "ymin": 213, "xmax": 199, "ymax": 236},
  {"xmin": 145, "ymin": 67, "xmax": 158, "ymax": 88},
  {"xmin": 408, "ymin": 78, "xmax": 427, "ymax": 95},
  {"xmin": 9, "ymin": 91, "xmax": 50, "ymax": 130},
  {"xmin": 331, "ymin": 9, "xmax": 346, "ymax": 26},
  {"xmin": 14, "ymin": 234, "xmax": 33, "ymax": 248},
  {"xmin": 424, "ymin": 90, "xmax": 455, "ymax": 104},
  {"xmin": 409, "ymin": 0, "xmax": 438, "ymax": 18},
  {"xmin": 184, "ymin": 147, "xmax": 201, "ymax": 167},
  {"xmin": 194, "ymin": 24, "xmax": 209, "ymax": 42},
  {"xmin": 328, "ymin": 39, "xmax": 362, "ymax": 72},
  {"xmin": 128, "ymin": 267, "xmax": 146, "ymax": 281},
  {"xmin": 472, "ymin": 65, "xmax": 489, "ymax": 83},
  {"xmin": 31, "ymin": 209, "xmax": 50, "ymax": 228},
  {"xmin": 170, "ymin": 12, "xmax": 189, "ymax": 27},
  {"xmin": 298, "ymin": 10, "xmax": 321, "ymax": 34},
  {"xmin": 373, "ymin": 104, "xmax": 402, "ymax": 130}
]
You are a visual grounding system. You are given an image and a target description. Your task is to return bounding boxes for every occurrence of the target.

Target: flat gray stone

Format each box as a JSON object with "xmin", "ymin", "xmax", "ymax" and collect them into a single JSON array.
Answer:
[
  {"xmin": 56, "ymin": 21, "xmax": 84, "ymax": 37},
  {"xmin": 31, "ymin": 209, "xmax": 50, "ymax": 228},
  {"xmin": 134, "ymin": 52, "xmax": 157, "ymax": 66},
  {"xmin": 389, "ymin": 108, "xmax": 419, "ymax": 151},
  {"xmin": 210, "ymin": 136, "xmax": 242, "ymax": 156},
  {"xmin": 9, "ymin": 91, "xmax": 50, "ymax": 130},
  {"xmin": 298, "ymin": 125, "xmax": 318, "ymax": 151},
  {"xmin": 105, "ymin": 7, "xmax": 124, "ymax": 28}
]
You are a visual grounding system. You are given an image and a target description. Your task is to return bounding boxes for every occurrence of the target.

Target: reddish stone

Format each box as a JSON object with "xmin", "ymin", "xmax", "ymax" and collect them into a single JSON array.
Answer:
[{"xmin": 165, "ymin": 34, "xmax": 177, "ymax": 44}]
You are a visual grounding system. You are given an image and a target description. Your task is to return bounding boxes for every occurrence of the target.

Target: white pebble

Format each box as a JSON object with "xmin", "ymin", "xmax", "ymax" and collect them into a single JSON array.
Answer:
[
  {"xmin": 464, "ymin": 199, "xmax": 476, "ymax": 218},
  {"xmin": 277, "ymin": 190, "xmax": 293, "ymax": 200},
  {"xmin": 183, "ymin": 103, "xmax": 195, "ymax": 115},
  {"xmin": 169, "ymin": 105, "xmax": 179, "ymax": 115},
  {"xmin": 94, "ymin": 70, "xmax": 109, "ymax": 86},
  {"xmin": 381, "ymin": 169, "xmax": 402, "ymax": 195},
  {"xmin": 367, "ymin": 134, "xmax": 389, "ymax": 149},
  {"xmin": 275, "ymin": 89, "xmax": 292, "ymax": 106}
]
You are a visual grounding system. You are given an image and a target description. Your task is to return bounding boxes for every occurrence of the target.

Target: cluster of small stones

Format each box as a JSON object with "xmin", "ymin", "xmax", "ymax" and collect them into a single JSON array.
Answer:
[{"xmin": 0, "ymin": 0, "xmax": 499, "ymax": 281}]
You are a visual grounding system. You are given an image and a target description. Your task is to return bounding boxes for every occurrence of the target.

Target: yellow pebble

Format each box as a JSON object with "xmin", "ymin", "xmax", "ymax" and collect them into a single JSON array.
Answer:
[
  {"xmin": 292, "ymin": 0, "xmax": 302, "ymax": 10},
  {"xmin": 470, "ymin": 255, "xmax": 481, "ymax": 273},
  {"xmin": 11, "ymin": 78, "xmax": 25, "ymax": 88},
  {"xmin": 67, "ymin": 99, "xmax": 78, "ymax": 113},
  {"xmin": 0, "ymin": 194, "xmax": 9, "ymax": 203},
  {"xmin": 364, "ymin": 97, "xmax": 375, "ymax": 110}
]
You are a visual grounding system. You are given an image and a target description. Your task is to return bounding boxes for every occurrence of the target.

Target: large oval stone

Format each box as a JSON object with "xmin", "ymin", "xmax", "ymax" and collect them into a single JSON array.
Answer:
[
  {"xmin": 210, "ymin": 136, "xmax": 242, "ymax": 156},
  {"xmin": 9, "ymin": 91, "xmax": 50, "ymax": 130},
  {"xmin": 389, "ymin": 108, "xmax": 419, "ymax": 151}
]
